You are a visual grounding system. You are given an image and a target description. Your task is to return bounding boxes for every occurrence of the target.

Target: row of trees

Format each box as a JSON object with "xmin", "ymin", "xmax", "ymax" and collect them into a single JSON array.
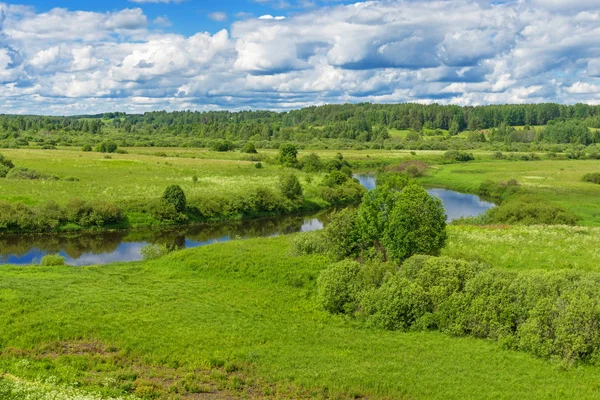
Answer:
[{"xmin": 3, "ymin": 103, "xmax": 600, "ymax": 145}]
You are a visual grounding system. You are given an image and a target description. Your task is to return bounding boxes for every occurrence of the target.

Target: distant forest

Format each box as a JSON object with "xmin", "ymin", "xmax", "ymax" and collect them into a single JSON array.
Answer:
[{"xmin": 2, "ymin": 103, "xmax": 600, "ymax": 149}]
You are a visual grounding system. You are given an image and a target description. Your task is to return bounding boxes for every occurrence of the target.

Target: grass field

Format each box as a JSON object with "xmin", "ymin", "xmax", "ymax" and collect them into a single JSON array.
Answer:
[
  {"xmin": 2, "ymin": 230, "xmax": 600, "ymax": 399},
  {"xmin": 419, "ymin": 159, "xmax": 600, "ymax": 226}
]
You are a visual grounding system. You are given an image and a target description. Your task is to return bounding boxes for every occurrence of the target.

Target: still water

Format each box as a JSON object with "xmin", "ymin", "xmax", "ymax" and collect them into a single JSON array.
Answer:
[{"xmin": 0, "ymin": 174, "xmax": 493, "ymax": 266}]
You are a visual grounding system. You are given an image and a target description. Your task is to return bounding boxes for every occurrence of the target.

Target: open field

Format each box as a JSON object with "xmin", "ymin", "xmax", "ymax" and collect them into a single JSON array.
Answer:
[
  {"xmin": 3, "ymin": 231, "xmax": 600, "ymax": 399},
  {"xmin": 420, "ymin": 159, "xmax": 600, "ymax": 226}
]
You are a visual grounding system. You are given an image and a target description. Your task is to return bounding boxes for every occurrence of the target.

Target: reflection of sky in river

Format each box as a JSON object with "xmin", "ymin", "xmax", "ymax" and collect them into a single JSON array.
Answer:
[
  {"xmin": 353, "ymin": 174, "xmax": 377, "ymax": 190},
  {"xmin": 427, "ymin": 189, "xmax": 494, "ymax": 222}
]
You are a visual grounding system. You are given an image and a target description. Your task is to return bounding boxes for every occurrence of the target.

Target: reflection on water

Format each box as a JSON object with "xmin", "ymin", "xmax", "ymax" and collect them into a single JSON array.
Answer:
[
  {"xmin": 1, "ymin": 175, "xmax": 494, "ymax": 266},
  {"xmin": 0, "ymin": 212, "xmax": 329, "ymax": 266},
  {"xmin": 426, "ymin": 188, "xmax": 494, "ymax": 222}
]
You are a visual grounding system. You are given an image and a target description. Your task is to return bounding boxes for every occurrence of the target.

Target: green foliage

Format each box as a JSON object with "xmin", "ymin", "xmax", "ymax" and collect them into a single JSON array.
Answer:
[
  {"xmin": 323, "ymin": 208, "xmax": 361, "ymax": 260},
  {"xmin": 82, "ymin": 144, "xmax": 92, "ymax": 151},
  {"xmin": 0, "ymin": 164, "xmax": 10, "ymax": 178},
  {"xmin": 162, "ymin": 185, "xmax": 187, "ymax": 213},
  {"xmin": 290, "ymin": 231, "xmax": 328, "ymax": 256},
  {"xmin": 321, "ymin": 170, "xmax": 349, "ymax": 187},
  {"xmin": 582, "ymin": 173, "xmax": 600, "ymax": 184},
  {"xmin": 486, "ymin": 195, "xmax": 579, "ymax": 225},
  {"xmin": 382, "ymin": 184, "xmax": 447, "ymax": 263},
  {"xmin": 278, "ymin": 173, "xmax": 303, "ymax": 201},
  {"xmin": 317, "ymin": 260, "xmax": 362, "ymax": 314},
  {"xmin": 254, "ymin": 162, "xmax": 262, "ymax": 169},
  {"xmin": 39, "ymin": 254, "xmax": 66, "ymax": 266},
  {"xmin": 140, "ymin": 243, "xmax": 172, "ymax": 260},
  {"xmin": 478, "ymin": 179, "xmax": 520, "ymax": 202},
  {"xmin": 5, "ymin": 167, "xmax": 57, "ymax": 180},
  {"xmin": 443, "ymin": 150, "xmax": 474, "ymax": 162},
  {"xmin": 0, "ymin": 153, "xmax": 14, "ymax": 169},
  {"xmin": 242, "ymin": 141, "xmax": 257, "ymax": 154},
  {"xmin": 299, "ymin": 153, "xmax": 323, "ymax": 172},
  {"xmin": 278, "ymin": 143, "xmax": 299, "ymax": 168},
  {"xmin": 95, "ymin": 141, "xmax": 117, "ymax": 153},
  {"xmin": 211, "ymin": 140, "xmax": 235, "ymax": 152},
  {"xmin": 65, "ymin": 199, "xmax": 124, "ymax": 227}
]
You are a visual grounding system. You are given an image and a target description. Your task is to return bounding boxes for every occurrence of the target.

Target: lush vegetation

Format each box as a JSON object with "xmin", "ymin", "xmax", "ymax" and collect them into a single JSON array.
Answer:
[{"xmin": 4, "ymin": 232, "xmax": 600, "ymax": 399}]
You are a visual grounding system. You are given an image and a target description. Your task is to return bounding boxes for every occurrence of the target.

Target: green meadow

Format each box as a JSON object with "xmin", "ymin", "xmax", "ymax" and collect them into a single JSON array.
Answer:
[{"xmin": 3, "ymin": 230, "xmax": 600, "ymax": 399}]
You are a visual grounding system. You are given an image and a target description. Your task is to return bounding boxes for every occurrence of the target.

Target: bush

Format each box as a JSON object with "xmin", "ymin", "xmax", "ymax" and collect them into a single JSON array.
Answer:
[
  {"xmin": 317, "ymin": 260, "xmax": 362, "ymax": 314},
  {"xmin": 486, "ymin": 195, "xmax": 578, "ymax": 225},
  {"xmin": 163, "ymin": 185, "xmax": 186, "ymax": 213},
  {"xmin": 321, "ymin": 170, "xmax": 349, "ymax": 187},
  {"xmin": 0, "ymin": 153, "xmax": 14, "ymax": 169},
  {"xmin": 478, "ymin": 179, "xmax": 520, "ymax": 202},
  {"xmin": 96, "ymin": 141, "xmax": 118, "ymax": 153},
  {"xmin": 443, "ymin": 150, "xmax": 474, "ymax": 162},
  {"xmin": 141, "ymin": 243, "xmax": 172, "ymax": 260},
  {"xmin": 81, "ymin": 144, "xmax": 92, "ymax": 151},
  {"xmin": 5, "ymin": 167, "xmax": 56, "ymax": 180},
  {"xmin": 255, "ymin": 162, "xmax": 262, "ymax": 169},
  {"xmin": 0, "ymin": 165, "xmax": 10, "ymax": 178},
  {"xmin": 279, "ymin": 173, "xmax": 303, "ymax": 201},
  {"xmin": 242, "ymin": 142, "xmax": 257, "ymax": 154},
  {"xmin": 39, "ymin": 254, "xmax": 66, "ymax": 266},
  {"xmin": 211, "ymin": 140, "xmax": 235, "ymax": 152},
  {"xmin": 291, "ymin": 231, "xmax": 328, "ymax": 256},
  {"xmin": 583, "ymin": 173, "xmax": 600, "ymax": 185},
  {"xmin": 382, "ymin": 184, "xmax": 447, "ymax": 263},
  {"xmin": 300, "ymin": 153, "xmax": 323, "ymax": 172}
]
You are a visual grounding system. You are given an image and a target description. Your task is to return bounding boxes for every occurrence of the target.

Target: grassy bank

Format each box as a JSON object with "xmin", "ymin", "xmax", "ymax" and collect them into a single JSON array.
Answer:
[{"xmin": 2, "ymin": 230, "xmax": 600, "ymax": 399}]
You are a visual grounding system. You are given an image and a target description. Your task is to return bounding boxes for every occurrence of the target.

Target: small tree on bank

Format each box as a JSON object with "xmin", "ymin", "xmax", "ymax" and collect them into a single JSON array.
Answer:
[{"xmin": 163, "ymin": 185, "xmax": 187, "ymax": 213}]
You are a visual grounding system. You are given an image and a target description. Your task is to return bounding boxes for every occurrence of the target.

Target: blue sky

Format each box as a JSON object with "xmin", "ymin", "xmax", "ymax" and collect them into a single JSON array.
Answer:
[{"xmin": 1, "ymin": 0, "xmax": 600, "ymax": 114}]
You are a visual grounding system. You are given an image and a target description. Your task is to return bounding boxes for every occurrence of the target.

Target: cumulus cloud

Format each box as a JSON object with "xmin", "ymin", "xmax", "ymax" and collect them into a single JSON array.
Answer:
[{"xmin": 1, "ymin": 0, "xmax": 600, "ymax": 114}]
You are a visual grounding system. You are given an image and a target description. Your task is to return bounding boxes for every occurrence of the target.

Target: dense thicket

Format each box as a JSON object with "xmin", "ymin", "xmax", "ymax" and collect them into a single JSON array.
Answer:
[
  {"xmin": 317, "ymin": 255, "xmax": 600, "ymax": 364},
  {"xmin": 2, "ymin": 103, "xmax": 600, "ymax": 149}
]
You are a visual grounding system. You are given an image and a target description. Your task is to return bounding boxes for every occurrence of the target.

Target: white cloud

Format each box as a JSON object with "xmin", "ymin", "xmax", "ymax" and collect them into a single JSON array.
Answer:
[
  {"xmin": 1, "ymin": 0, "xmax": 600, "ymax": 114},
  {"xmin": 208, "ymin": 12, "xmax": 227, "ymax": 22}
]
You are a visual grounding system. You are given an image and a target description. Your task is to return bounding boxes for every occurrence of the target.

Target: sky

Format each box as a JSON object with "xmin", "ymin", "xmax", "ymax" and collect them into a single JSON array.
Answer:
[{"xmin": 1, "ymin": 0, "xmax": 600, "ymax": 115}]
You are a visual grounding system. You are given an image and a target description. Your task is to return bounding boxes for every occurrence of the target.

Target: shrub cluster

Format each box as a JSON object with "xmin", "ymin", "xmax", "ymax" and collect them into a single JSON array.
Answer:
[
  {"xmin": 39, "ymin": 254, "xmax": 67, "ymax": 266},
  {"xmin": 319, "ymin": 171, "xmax": 365, "ymax": 206},
  {"xmin": 486, "ymin": 195, "xmax": 578, "ymax": 225},
  {"xmin": 0, "ymin": 199, "xmax": 124, "ymax": 232},
  {"xmin": 317, "ymin": 255, "xmax": 600, "ymax": 363},
  {"xmin": 583, "ymin": 173, "xmax": 600, "ymax": 184},
  {"xmin": 443, "ymin": 150, "xmax": 475, "ymax": 162},
  {"xmin": 478, "ymin": 179, "xmax": 520, "ymax": 203},
  {"xmin": 5, "ymin": 167, "xmax": 58, "ymax": 180},
  {"xmin": 0, "ymin": 153, "xmax": 14, "ymax": 177}
]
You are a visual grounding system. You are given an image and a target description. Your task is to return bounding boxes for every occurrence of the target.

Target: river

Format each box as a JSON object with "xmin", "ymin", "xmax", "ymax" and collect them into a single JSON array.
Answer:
[{"xmin": 0, "ymin": 174, "xmax": 493, "ymax": 266}]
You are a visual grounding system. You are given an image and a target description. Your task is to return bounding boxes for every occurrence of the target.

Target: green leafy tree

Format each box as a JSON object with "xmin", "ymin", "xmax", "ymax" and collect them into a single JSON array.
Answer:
[
  {"xmin": 382, "ymin": 184, "xmax": 447, "ymax": 263},
  {"xmin": 242, "ymin": 142, "xmax": 257, "ymax": 153},
  {"xmin": 279, "ymin": 143, "xmax": 299, "ymax": 168},
  {"xmin": 279, "ymin": 173, "xmax": 303, "ymax": 200},
  {"xmin": 162, "ymin": 185, "xmax": 187, "ymax": 213}
]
